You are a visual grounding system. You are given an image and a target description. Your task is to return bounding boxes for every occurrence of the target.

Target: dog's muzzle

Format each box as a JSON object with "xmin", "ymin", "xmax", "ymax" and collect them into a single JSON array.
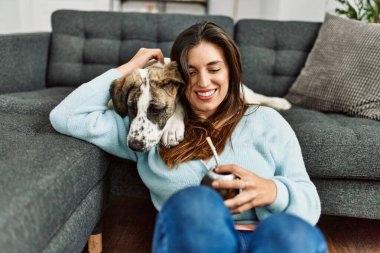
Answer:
[
  {"xmin": 128, "ymin": 139, "xmax": 148, "ymax": 152},
  {"xmin": 127, "ymin": 115, "xmax": 164, "ymax": 152}
]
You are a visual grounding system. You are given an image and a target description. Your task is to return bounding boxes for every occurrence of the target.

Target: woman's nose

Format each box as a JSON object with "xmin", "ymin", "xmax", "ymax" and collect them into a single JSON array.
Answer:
[{"xmin": 197, "ymin": 73, "xmax": 210, "ymax": 87}]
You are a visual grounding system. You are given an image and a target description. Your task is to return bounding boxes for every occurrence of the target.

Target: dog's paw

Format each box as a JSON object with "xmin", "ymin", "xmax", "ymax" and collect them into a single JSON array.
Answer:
[
  {"xmin": 268, "ymin": 98, "xmax": 292, "ymax": 111},
  {"xmin": 161, "ymin": 119, "xmax": 185, "ymax": 147}
]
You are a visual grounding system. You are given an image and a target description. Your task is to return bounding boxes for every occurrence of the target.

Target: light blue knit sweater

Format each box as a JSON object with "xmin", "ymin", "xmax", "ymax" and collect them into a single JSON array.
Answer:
[{"xmin": 50, "ymin": 69, "xmax": 321, "ymax": 225}]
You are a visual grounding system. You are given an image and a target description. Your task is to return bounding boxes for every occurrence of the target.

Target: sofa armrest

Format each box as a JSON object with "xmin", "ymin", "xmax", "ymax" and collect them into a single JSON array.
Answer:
[{"xmin": 0, "ymin": 32, "xmax": 51, "ymax": 94}]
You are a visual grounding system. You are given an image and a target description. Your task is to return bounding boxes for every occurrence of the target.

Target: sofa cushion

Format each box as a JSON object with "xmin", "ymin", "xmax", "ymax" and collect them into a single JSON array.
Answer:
[
  {"xmin": 285, "ymin": 14, "xmax": 380, "ymax": 121},
  {"xmin": 235, "ymin": 19, "xmax": 321, "ymax": 97},
  {"xmin": 109, "ymin": 157, "xmax": 149, "ymax": 198},
  {"xmin": 47, "ymin": 10, "xmax": 234, "ymax": 87},
  {"xmin": 0, "ymin": 88, "xmax": 110, "ymax": 252},
  {"xmin": 0, "ymin": 33, "xmax": 50, "ymax": 94},
  {"xmin": 280, "ymin": 106, "xmax": 380, "ymax": 180},
  {"xmin": 313, "ymin": 179, "xmax": 380, "ymax": 219},
  {"xmin": 0, "ymin": 87, "xmax": 75, "ymax": 115},
  {"xmin": 43, "ymin": 180, "xmax": 106, "ymax": 253}
]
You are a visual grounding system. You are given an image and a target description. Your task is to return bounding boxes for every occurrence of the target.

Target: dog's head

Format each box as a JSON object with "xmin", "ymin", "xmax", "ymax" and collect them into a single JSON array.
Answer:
[{"xmin": 110, "ymin": 61, "xmax": 184, "ymax": 152}]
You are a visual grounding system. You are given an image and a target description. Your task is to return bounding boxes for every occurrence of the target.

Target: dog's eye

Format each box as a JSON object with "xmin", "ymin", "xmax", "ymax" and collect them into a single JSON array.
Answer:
[
  {"xmin": 149, "ymin": 106, "xmax": 165, "ymax": 115},
  {"xmin": 128, "ymin": 103, "xmax": 137, "ymax": 113}
]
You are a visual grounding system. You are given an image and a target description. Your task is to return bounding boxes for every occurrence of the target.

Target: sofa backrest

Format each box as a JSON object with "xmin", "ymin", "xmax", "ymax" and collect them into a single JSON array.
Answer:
[
  {"xmin": 47, "ymin": 10, "xmax": 233, "ymax": 88},
  {"xmin": 235, "ymin": 19, "xmax": 321, "ymax": 97},
  {"xmin": 47, "ymin": 10, "xmax": 323, "ymax": 96}
]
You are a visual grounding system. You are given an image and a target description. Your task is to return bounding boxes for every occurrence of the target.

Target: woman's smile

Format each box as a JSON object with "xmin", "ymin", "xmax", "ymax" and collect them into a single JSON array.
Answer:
[
  {"xmin": 185, "ymin": 41, "xmax": 229, "ymax": 119},
  {"xmin": 195, "ymin": 88, "xmax": 217, "ymax": 100}
]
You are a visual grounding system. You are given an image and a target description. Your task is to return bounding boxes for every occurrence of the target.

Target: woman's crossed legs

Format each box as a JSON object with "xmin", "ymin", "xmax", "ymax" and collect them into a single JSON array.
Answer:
[{"xmin": 152, "ymin": 186, "xmax": 328, "ymax": 253}]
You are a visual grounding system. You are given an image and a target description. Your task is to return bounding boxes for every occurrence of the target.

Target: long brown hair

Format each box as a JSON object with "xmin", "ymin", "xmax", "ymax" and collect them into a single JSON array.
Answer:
[{"xmin": 160, "ymin": 21, "xmax": 248, "ymax": 168}]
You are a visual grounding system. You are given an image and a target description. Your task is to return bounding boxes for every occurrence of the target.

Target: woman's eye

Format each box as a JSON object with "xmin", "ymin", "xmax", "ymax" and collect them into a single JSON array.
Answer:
[
  {"xmin": 189, "ymin": 71, "xmax": 196, "ymax": 76},
  {"xmin": 209, "ymin": 69, "xmax": 220, "ymax": 73}
]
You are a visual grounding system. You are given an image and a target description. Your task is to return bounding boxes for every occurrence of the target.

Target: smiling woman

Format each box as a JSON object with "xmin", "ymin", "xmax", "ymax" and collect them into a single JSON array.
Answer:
[
  {"xmin": 185, "ymin": 41, "xmax": 229, "ymax": 119},
  {"xmin": 161, "ymin": 21, "xmax": 246, "ymax": 168},
  {"xmin": 49, "ymin": 19, "xmax": 327, "ymax": 253},
  {"xmin": 153, "ymin": 21, "xmax": 327, "ymax": 253}
]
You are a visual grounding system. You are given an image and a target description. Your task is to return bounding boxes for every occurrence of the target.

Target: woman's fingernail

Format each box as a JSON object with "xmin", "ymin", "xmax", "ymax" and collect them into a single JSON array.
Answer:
[{"xmin": 212, "ymin": 181, "xmax": 219, "ymax": 187}]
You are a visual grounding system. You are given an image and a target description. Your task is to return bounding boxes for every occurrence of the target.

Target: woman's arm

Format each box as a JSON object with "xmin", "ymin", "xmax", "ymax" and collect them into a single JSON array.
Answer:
[
  {"xmin": 265, "ymin": 129, "xmax": 321, "ymax": 225},
  {"xmin": 259, "ymin": 109, "xmax": 321, "ymax": 225},
  {"xmin": 50, "ymin": 48, "xmax": 165, "ymax": 161},
  {"xmin": 212, "ymin": 108, "xmax": 321, "ymax": 225},
  {"xmin": 49, "ymin": 69, "xmax": 137, "ymax": 160}
]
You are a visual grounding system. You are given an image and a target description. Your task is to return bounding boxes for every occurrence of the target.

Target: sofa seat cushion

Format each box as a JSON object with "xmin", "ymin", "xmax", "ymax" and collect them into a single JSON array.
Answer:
[
  {"xmin": 0, "ymin": 87, "xmax": 74, "ymax": 115},
  {"xmin": 281, "ymin": 106, "xmax": 380, "ymax": 180},
  {"xmin": 0, "ymin": 88, "xmax": 110, "ymax": 252}
]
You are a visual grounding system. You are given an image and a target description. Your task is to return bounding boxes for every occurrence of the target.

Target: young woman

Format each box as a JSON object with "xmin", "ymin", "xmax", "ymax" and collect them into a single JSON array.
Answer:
[{"xmin": 50, "ymin": 21, "xmax": 327, "ymax": 253}]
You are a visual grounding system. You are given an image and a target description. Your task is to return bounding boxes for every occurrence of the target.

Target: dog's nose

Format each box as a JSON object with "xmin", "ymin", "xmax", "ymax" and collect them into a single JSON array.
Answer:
[{"xmin": 128, "ymin": 139, "xmax": 146, "ymax": 152}]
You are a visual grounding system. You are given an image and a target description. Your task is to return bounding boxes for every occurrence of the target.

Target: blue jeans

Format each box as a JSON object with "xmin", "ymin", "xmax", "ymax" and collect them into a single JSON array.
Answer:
[{"xmin": 152, "ymin": 186, "xmax": 328, "ymax": 253}]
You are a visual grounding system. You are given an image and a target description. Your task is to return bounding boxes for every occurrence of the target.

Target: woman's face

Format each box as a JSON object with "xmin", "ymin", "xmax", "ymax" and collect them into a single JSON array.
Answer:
[{"xmin": 185, "ymin": 41, "xmax": 229, "ymax": 119}]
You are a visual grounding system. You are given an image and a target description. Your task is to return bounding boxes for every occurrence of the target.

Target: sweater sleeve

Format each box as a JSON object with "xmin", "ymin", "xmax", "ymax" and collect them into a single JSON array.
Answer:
[
  {"xmin": 255, "ymin": 108, "xmax": 321, "ymax": 225},
  {"xmin": 49, "ymin": 69, "xmax": 137, "ymax": 161}
]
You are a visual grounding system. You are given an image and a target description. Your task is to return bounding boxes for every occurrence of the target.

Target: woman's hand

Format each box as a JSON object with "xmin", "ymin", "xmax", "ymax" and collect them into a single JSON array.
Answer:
[
  {"xmin": 212, "ymin": 164, "xmax": 277, "ymax": 214},
  {"xmin": 116, "ymin": 48, "xmax": 165, "ymax": 75}
]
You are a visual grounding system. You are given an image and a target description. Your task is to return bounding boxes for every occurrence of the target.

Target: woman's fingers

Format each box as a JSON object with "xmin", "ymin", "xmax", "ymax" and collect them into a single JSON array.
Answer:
[
  {"xmin": 136, "ymin": 48, "xmax": 164, "ymax": 64},
  {"xmin": 230, "ymin": 202, "xmax": 255, "ymax": 214},
  {"xmin": 214, "ymin": 164, "xmax": 249, "ymax": 178},
  {"xmin": 150, "ymin": 49, "xmax": 165, "ymax": 64},
  {"xmin": 224, "ymin": 190, "xmax": 256, "ymax": 213},
  {"xmin": 116, "ymin": 48, "xmax": 165, "ymax": 75},
  {"xmin": 212, "ymin": 178, "xmax": 249, "ymax": 190},
  {"xmin": 211, "ymin": 164, "xmax": 277, "ymax": 211}
]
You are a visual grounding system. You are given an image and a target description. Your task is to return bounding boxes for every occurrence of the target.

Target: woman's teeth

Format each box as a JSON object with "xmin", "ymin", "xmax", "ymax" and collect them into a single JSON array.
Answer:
[{"xmin": 196, "ymin": 89, "xmax": 216, "ymax": 97}]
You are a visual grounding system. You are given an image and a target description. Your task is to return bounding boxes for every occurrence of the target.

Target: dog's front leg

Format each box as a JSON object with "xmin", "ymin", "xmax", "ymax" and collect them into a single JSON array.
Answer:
[{"xmin": 161, "ymin": 101, "xmax": 185, "ymax": 147}]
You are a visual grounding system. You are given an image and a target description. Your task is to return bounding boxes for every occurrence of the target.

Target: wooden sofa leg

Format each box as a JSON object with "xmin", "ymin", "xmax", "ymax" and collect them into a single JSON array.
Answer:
[
  {"xmin": 88, "ymin": 233, "xmax": 102, "ymax": 253},
  {"xmin": 88, "ymin": 218, "xmax": 103, "ymax": 253}
]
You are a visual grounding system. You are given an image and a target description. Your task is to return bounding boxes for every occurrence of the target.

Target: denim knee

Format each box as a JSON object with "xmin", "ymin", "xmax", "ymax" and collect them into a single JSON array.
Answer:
[
  {"xmin": 161, "ymin": 186, "xmax": 229, "ymax": 224},
  {"xmin": 152, "ymin": 186, "xmax": 239, "ymax": 253},
  {"xmin": 250, "ymin": 213, "xmax": 328, "ymax": 253}
]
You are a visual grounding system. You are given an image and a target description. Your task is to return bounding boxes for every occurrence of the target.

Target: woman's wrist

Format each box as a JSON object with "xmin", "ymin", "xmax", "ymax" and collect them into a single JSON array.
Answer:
[
  {"xmin": 116, "ymin": 62, "xmax": 136, "ymax": 75},
  {"xmin": 266, "ymin": 179, "xmax": 289, "ymax": 212},
  {"xmin": 266, "ymin": 179, "xmax": 277, "ymax": 206}
]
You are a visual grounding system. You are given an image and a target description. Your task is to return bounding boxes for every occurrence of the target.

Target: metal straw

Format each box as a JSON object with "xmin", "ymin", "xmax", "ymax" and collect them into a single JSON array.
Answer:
[{"xmin": 206, "ymin": 136, "xmax": 220, "ymax": 167}]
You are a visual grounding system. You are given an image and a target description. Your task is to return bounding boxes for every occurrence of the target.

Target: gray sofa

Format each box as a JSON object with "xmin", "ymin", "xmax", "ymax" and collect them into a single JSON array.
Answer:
[{"xmin": 0, "ymin": 9, "xmax": 379, "ymax": 253}]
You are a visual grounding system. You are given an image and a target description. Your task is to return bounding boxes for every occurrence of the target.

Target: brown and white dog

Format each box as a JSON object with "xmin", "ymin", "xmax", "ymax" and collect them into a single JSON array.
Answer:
[
  {"xmin": 110, "ymin": 59, "xmax": 291, "ymax": 152},
  {"xmin": 110, "ymin": 61, "xmax": 186, "ymax": 152}
]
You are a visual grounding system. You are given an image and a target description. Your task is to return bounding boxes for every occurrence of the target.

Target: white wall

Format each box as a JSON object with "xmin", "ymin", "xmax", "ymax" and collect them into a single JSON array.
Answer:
[
  {"xmin": 210, "ymin": 0, "xmax": 340, "ymax": 22},
  {"xmin": 0, "ymin": 0, "xmax": 109, "ymax": 33},
  {"xmin": 278, "ymin": 0, "xmax": 327, "ymax": 21},
  {"xmin": 0, "ymin": 0, "xmax": 341, "ymax": 34}
]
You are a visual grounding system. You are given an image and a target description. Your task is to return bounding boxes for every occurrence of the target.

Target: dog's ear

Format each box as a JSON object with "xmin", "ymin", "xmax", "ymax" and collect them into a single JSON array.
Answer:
[
  {"xmin": 109, "ymin": 74, "xmax": 134, "ymax": 118},
  {"xmin": 162, "ymin": 61, "xmax": 185, "ymax": 96}
]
